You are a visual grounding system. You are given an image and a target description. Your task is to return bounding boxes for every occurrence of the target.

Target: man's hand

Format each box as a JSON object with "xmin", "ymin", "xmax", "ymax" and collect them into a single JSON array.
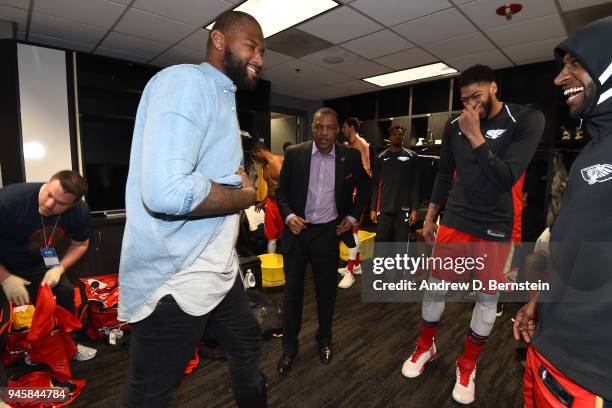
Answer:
[
  {"xmin": 42, "ymin": 265, "xmax": 65, "ymax": 288},
  {"xmin": 422, "ymin": 218, "xmax": 438, "ymax": 245},
  {"xmin": 513, "ymin": 299, "xmax": 538, "ymax": 343},
  {"xmin": 237, "ymin": 168, "xmax": 252, "ymax": 189},
  {"xmin": 255, "ymin": 201, "xmax": 265, "ymax": 213},
  {"xmin": 336, "ymin": 218, "xmax": 353, "ymax": 236},
  {"xmin": 287, "ymin": 215, "xmax": 309, "ymax": 235},
  {"xmin": 458, "ymin": 104, "xmax": 485, "ymax": 149},
  {"xmin": 409, "ymin": 210, "xmax": 417, "ymax": 225},
  {"xmin": 370, "ymin": 211, "xmax": 378, "ymax": 224},
  {"xmin": 1, "ymin": 274, "xmax": 31, "ymax": 306}
]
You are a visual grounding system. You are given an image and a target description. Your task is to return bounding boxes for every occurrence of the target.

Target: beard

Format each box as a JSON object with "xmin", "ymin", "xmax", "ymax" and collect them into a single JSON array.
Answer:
[
  {"xmin": 481, "ymin": 95, "xmax": 493, "ymax": 119},
  {"xmin": 570, "ymin": 83, "xmax": 597, "ymax": 118},
  {"xmin": 222, "ymin": 48, "xmax": 257, "ymax": 91}
]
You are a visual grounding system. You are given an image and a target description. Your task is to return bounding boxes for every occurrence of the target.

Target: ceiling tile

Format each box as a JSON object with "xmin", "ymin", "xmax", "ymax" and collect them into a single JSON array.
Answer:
[
  {"xmin": 374, "ymin": 47, "xmax": 438, "ymax": 69},
  {"xmin": 502, "ymin": 36, "xmax": 565, "ymax": 64},
  {"xmin": 558, "ymin": 0, "xmax": 612, "ymax": 11},
  {"xmin": 33, "ymin": 0, "xmax": 125, "ymax": 29},
  {"xmin": 298, "ymin": 6, "xmax": 383, "ymax": 44},
  {"xmin": 266, "ymin": 28, "xmax": 334, "ymax": 58},
  {"xmin": 302, "ymin": 46, "xmax": 390, "ymax": 78},
  {"xmin": 99, "ymin": 31, "xmax": 169, "ymax": 59},
  {"xmin": 272, "ymin": 78, "xmax": 327, "ymax": 93},
  {"xmin": 350, "ymin": 0, "xmax": 452, "ymax": 26},
  {"xmin": 114, "ymin": 8, "xmax": 196, "ymax": 45},
  {"xmin": 95, "ymin": 47, "xmax": 151, "ymax": 63},
  {"xmin": 154, "ymin": 45, "xmax": 203, "ymax": 66},
  {"xmin": 262, "ymin": 49, "xmax": 295, "ymax": 68},
  {"xmin": 341, "ymin": 29, "xmax": 413, "ymax": 59},
  {"xmin": 28, "ymin": 32, "xmax": 93, "ymax": 52},
  {"xmin": 132, "ymin": 0, "xmax": 231, "ymax": 27},
  {"xmin": 30, "ymin": 12, "xmax": 107, "ymax": 47},
  {"xmin": 299, "ymin": 86, "xmax": 346, "ymax": 100},
  {"xmin": 392, "ymin": 8, "xmax": 476, "ymax": 45},
  {"xmin": 332, "ymin": 79, "xmax": 379, "ymax": 95},
  {"xmin": 0, "ymin": 0, "xmax": 28, "ymax": 9},
  {"xmin": 460, "ymin": 0, "xmax": 558, "ymax": 30},
  {"xmin": 486, "ymin": 13, "xmax": 566, "ymax": 48},
  {"xmin": 0, "ymin": 4, "xmax": 27, "ymax": 31},
  {"xmin": 264, "ymin": 59, "xmax": 353, "ymax": 86},
  {"xmin": 444, "ymin": 49, "xmax": 512, "ymax": 71},
  {"xmin": 262, "ymin": 64, "xmax": 299, "ymax": 84},
  {"xmin": 423, "ymin": 32, "xmax": 496, "ymax": 59},
  {"xmin": 108, "ymin": 0, "xmax": 131, "ymax": 4},
  {"xmin": 177, "ymin": 29, "xmax": 208, "ymax": 52}
]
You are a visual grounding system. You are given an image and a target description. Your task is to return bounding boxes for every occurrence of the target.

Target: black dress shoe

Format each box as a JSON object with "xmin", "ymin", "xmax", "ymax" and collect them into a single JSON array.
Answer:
[
  {"xmin": 319, "ymin": 345, "xmax": 333, "ymax": 364},
  {"xmin": 277, "ymin": 354, "xmax": 294, "ymax": 376}
]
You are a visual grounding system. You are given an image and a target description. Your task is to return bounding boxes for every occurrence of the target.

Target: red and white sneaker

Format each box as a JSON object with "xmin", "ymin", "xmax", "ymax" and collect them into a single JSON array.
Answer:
[
  {"xmin": 401, "ymin": 340, "xmax": 437, "ymax": 378},
  {"xmin": 452, "ymin": 359, "xmax": 476, "ymax": 404}
]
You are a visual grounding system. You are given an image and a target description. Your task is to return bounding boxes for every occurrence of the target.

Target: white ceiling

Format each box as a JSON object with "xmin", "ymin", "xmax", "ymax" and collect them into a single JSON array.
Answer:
[{"xmin": 1, "ymin": 0, "xmax": 610, "ymax": 101}]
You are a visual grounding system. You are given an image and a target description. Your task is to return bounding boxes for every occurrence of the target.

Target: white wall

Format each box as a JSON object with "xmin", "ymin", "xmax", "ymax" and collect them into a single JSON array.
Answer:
[
  {"xmin": 17, "ymin": 44, "xmax": 72, "ymax": 182},
  {"xmin": 271, "ymin": 117, "xmax": 297, "ymax": 155}
]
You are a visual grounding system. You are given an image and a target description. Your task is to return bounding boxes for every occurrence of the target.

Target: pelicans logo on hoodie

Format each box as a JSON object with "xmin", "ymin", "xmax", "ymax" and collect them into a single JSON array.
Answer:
[{"xmin": 580, "ymin": 163, "xmax": 612, "ymax": 184}]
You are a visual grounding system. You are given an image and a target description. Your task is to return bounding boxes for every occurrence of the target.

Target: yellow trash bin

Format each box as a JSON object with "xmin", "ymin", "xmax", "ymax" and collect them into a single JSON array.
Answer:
[
  {"xmin": 339, "ymin": 230, "xmax": 376, "ymax": 261},
  {"xmin": 257, "ymin": 253, "xmax": 286, "ymax": 287}
]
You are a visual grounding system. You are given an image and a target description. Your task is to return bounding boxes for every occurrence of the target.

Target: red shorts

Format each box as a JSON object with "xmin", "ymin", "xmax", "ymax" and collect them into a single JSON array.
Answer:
[
  {"xmin": 431, "ymin": 225, "xmax": 512, "ymax": 293},
  {"xmin": 524, "ymin": 346, "xmax": 605, "ymax": 408},
  {"xmin": 264, "ymin": 197, "xmax": 284, "ymax": 240}
]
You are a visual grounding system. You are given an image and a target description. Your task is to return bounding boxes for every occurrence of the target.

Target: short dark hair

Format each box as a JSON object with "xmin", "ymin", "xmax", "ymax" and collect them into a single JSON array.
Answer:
[
  {"xmin": 457, "ymin": 64, "xmax": 496, "ymax": 89},
  {"xmin": 344, "ymin": 117, "xmax": 360, "ymax": 133},
  {"xmin": 251, "ymin": 141, "xmax": 268, "ymax": 153},
  {"xmin": 207, "ymin": 11, "xmax": 261, "ymax": 47},
  {"xmin": 313, "ymin": 107, "xmax": 338, "ymax": 123},
  {"xmin": 50, "ymin": 170, "xmax": 87, "ymax": 200}
]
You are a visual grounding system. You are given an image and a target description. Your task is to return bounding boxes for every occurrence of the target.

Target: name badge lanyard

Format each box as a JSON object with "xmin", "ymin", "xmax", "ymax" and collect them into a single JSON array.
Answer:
[{"xmin": 40, "ymin": 214, "xmax": 61, "ymax": 268}]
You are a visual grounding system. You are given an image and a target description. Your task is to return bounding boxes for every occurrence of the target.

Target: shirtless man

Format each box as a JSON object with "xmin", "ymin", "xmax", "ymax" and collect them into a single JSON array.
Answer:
[
  {"xmin": 338, "ymin": 117, "xmax": 372, "ymax": 288},
  {"xmin": 253, "ymin": 142, "xmax": 285, "ymax": 253},
  {"xmin": 342, "ymin": 117, "xmax": 371, "ymax": 177}
]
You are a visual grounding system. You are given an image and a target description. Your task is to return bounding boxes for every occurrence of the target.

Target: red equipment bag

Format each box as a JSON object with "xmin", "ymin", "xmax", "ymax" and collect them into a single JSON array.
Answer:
[{"xmin": 78, "ymin": 274, "xmax": 129, "ymax": 342}]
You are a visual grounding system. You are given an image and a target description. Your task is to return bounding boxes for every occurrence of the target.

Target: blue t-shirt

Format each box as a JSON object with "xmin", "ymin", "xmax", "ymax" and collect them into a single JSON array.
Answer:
[{"xmin": 0, "ymin": 182, "xmax": 90, "ymax": 272}]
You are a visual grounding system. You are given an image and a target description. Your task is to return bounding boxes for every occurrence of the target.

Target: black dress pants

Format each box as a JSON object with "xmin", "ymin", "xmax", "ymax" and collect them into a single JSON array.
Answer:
[{"xmin": 281, "ymin": 220, "xmax": 340, "ymax": 356}]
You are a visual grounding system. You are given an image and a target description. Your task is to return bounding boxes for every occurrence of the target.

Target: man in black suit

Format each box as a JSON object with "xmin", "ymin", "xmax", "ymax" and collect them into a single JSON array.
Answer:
[{"xmin": 275, "ymin": 107, "xmax": 370, "ymax": 375}]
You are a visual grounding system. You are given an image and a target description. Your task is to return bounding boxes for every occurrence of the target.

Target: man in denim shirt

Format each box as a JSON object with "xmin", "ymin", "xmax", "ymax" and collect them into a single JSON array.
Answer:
[{"xmin": 119, "ymin": 11, "xmax": 267, "ymax": 408}]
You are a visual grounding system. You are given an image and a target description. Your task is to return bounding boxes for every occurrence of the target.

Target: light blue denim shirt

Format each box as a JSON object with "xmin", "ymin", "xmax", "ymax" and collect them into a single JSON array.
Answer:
[{"xmin": 118, "ymin": 62, "xmax": 243, "ymax": 321}]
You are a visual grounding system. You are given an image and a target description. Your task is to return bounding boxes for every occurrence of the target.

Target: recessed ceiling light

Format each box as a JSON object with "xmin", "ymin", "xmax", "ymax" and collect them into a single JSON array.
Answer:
[
  {"xmin": 206, "ymin": 0, "xmax": 340, "ymax": 38},
  {"xmin": 323, "ymin": 56, "xmax": 344, "ymax": 64},
  {"xmin": 362, "ymin": 62, "xmax": 458, "ymax": 87}
]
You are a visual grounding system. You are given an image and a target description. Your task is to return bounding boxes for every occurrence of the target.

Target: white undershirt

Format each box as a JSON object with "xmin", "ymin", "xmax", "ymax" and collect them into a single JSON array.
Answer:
[{"xmin": 129, "ymin": 214, "xmax": 240, "ymax": 323}]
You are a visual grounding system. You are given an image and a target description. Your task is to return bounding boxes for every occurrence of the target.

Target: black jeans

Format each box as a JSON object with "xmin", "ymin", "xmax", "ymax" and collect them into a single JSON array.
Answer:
[
  {"xmin": 120, "ymin": 275, "xmax": 266, "ymax": 408},
  {"xmin": 281, "ymin": 220, "xmax": 340, "ymax": 356}
]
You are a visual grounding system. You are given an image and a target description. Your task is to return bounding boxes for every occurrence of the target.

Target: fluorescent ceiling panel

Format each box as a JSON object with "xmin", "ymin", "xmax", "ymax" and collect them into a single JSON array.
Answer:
[
  {"xmin": 206, "ymin": 0, "xmax": 339, "ymax": 38},
  {"xmin": 363, "ymin": 62, "xmax": 457, "ymax": 87}
]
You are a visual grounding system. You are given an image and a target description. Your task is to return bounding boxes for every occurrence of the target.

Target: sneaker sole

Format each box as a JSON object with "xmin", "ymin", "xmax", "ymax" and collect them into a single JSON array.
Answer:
[
  {"xmin": 401, "ymin": 351, "xmax": 438, "ymax": 378},
  {"xmin": 451, "ymin": 391, "xmax": 475, "ymax": 405}
]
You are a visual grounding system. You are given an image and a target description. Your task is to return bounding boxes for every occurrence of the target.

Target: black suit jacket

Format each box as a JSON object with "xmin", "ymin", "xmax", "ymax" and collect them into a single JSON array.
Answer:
[{"xmin": 276, "ymin": 141, "xmax": 370, "ymax": 229}]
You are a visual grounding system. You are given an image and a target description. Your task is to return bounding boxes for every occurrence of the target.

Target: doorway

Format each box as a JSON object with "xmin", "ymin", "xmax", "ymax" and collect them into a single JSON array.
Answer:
[{"xmin": 270, "ymin": 107, "xmax": 306, "ymax": 155}]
